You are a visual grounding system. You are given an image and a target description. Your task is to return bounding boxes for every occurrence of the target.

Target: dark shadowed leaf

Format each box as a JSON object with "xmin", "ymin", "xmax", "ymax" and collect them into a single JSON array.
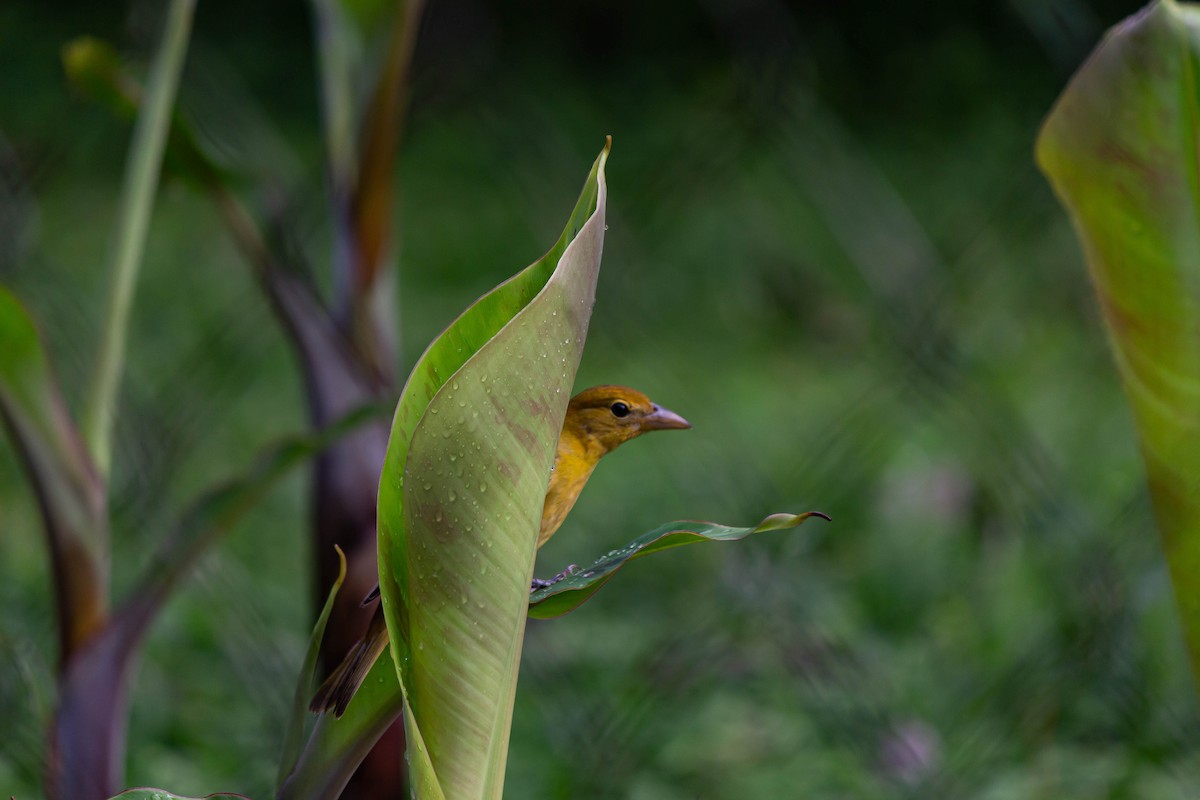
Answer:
[
  {"xmin": 1037, "ymin": 0, "xmax": 1200, "ymax": 682},
  {"xmin": 276, "ymin": 649, "xmax": 406, "ymax": 800},
  {"xmin": 48, "ymin": 406, "xmax": 383, "ymax": 800},
  {"xmin": 528, "ymin": 512, "xmax": 831, "ymax": 619},
  {"xmin": 0, "ymin": 284, "xmax": 107, "ymax": 655}
]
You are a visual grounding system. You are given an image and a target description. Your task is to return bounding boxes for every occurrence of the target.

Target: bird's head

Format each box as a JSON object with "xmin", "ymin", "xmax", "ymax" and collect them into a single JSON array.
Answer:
[{"xmin": 564, "ymin": 385, "xmax": 691, "ymax": 455}]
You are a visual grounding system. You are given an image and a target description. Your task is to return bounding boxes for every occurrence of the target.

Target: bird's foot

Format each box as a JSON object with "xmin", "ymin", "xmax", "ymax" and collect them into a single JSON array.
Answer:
[{"xmin": 530, "ymin": 564, "xmax": 579, "ymax": 592}]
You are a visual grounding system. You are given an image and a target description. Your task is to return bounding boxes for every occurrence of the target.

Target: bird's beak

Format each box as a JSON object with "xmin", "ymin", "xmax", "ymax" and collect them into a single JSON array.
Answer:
[{"xmin": 641, "ymin": 403, "xmax": 691, "ymax": 431}]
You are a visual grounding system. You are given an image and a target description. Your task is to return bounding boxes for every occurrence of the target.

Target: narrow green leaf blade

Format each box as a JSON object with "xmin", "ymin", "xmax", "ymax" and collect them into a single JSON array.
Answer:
[
  {"xmin": 276, "ymin": 649, "xmax": 406, "ymax": 800},
  {"xmin": 1037, "ymin": 0, "xmax": 1200, "ymax": 682},
  {"xmin": 377, "ymin": 141, "xmax": 608, "ymax": 799},
  {"xmin": 81, "ymin": 0, "xmax": 197, "ymax": 478},
  {"xmin": 403, "ymin": 700, "xmax": 447, "ymax": 800},
  {"xmin": 528, "ymin": 512, "xmax": 831, "ymax": 619},
  {"xmin": 278, "ymin": 546, "xmax": 349, "ymax": 788}
]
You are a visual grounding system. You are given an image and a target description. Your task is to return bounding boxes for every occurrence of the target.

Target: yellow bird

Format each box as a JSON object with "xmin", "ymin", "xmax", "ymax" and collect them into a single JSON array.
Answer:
[{"xmin": 311, "ymin": 385, "xmax": 690, "ymax": 716}]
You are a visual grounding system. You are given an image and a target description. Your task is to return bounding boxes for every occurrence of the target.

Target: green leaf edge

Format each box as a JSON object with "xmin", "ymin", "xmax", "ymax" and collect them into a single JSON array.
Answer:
[
  {"xmin": 528, "ymin": 511, "xmax": 831, "ymax": 619},
  {"xmin": 277, "ymin": 545, "xmax": 348, "ymax": 790}
]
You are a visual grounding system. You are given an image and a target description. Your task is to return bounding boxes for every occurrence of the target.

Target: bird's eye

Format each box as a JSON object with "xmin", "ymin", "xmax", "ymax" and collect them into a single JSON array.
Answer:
[{"xmin": 610, "ymin": 401, "xmax": 630, "ymax": 418}]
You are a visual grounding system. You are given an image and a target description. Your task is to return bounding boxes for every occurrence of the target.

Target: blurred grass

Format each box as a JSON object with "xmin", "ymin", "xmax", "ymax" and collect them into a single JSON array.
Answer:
[{"xmin": 3, "ymin": 0, "xmax": 1198, "ymax": 798}]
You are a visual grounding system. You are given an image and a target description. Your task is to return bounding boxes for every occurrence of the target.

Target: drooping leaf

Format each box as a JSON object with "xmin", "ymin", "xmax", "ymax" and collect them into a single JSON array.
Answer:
[
  {"xmin": 107, "ymin": 791, "xmax": 250, "ymax": 800},
  {"xmin": 528, "ymin": 512, "xmax": 831, "ymax": 619},
  {"xmin": 1036, "ymin": 0, "xmax": 1200, "ymax": 683},
  {"xmin": 0, "ymin": 284, "xmax": 107, "ymax": 657},
  {"xmin": 62, "ymin": 36, "xmax": 228, "ymax": 190},
  {"xmin": 373, "ymin": 141, "xmax": 608, "ymax": 799},
  {"xmin": 279, "ymin": 545, "xmax": 349, "ymax": 787},
  {"xmin": 115, "ymin": 402, "xmax": 387, "ymax": 642}
]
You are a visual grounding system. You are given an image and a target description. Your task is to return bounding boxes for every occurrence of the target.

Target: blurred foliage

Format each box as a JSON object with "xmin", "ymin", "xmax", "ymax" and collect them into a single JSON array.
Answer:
[
  {"xmin": 1038, "ymin": 0, "xmax": 1200, "ymax": 692},
  {"xmin": 2, "ymin": 0, "xmax": 1198, "ymax": 798}
]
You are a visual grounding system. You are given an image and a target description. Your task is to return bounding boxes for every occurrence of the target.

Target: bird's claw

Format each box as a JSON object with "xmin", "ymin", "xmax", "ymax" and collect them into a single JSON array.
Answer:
[{"xmin": 529, "ymin": 564, "xmax": 579, "ymax": 593}]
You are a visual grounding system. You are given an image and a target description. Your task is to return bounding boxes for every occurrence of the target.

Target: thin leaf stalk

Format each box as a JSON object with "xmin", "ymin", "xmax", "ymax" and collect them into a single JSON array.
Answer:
[{"xmin": 81, "ymin": 0, "xmax": 197, "ymax": 480}]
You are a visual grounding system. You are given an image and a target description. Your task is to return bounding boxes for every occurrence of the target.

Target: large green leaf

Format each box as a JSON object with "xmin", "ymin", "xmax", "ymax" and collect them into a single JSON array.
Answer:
[
  {"xmin": 376, "ymin": 141, "xmax": 609, "ymax": 799},
  {"xmin": 528, "ymin": 512, "xmax": 831, "ymax": 619},
  {"xmin": 281, "ymin": 142, "xmax": 608, "ymax": 800},
  {"xmin": 1037, "ymin": 0, "xmax": 1200, "ymax": 680}
]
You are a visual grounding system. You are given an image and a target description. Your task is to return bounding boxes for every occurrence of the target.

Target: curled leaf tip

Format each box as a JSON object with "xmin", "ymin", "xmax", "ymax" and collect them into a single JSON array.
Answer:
[
  {"xmin": 333, "ymin": 544, "xmax": 347, "ymax": 584},
  {"xmin": 529, "ymin": 511, "xmax": 830, "ymax": 618},
  {"xmin": 754, "ymin": 511, "xmax": 831, "ymax": 532},
  {"xmin": 603, "ymin": 134, "xmax": 613, "ymax": 154}
]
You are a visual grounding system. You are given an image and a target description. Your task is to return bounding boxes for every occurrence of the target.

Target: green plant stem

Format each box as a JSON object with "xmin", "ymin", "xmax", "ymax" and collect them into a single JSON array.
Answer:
[
  {"xmin": 82, "ymin": 0, "xmax": 196, "ymax": 480},
  {"xmin": 310, "ymin": 0, "xmax": 357, "ymax": 187}
]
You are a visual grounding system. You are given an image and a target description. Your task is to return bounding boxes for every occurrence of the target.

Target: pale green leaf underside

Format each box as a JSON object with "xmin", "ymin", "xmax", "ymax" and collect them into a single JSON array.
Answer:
[
  {"xmin": 528, "ymin": 512, "xmax": 831, "ymax": 619},
  {"xmin": 1036, "ymin": 0, "xmax": 1200, "ymax": 677},
  {"xmin": 377, "ymin": 141, "xmax": 609, "ymax": 799}
]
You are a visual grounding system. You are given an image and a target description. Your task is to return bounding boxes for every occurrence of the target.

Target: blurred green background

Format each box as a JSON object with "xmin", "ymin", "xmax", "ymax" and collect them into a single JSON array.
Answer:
[{"xmin": 4, "ymin": 0, "xmax": 1198, "ymax": 797}]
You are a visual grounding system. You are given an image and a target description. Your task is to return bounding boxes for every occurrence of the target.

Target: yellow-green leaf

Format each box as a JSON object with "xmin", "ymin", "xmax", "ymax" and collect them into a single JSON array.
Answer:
[{"xmin": 1037, "ymin": 0, "xmax": 1200, "ymax": 683}]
